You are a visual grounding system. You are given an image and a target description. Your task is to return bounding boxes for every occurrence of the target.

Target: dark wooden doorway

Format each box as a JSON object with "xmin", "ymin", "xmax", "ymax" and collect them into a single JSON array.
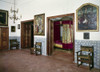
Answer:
[
  {"xmin": 47, "ymin": 13, "xmax": 75, "ymax": 61},
  {"xmin": 21, "ymin": 19, "xmax": 34, "ymax": 48}
]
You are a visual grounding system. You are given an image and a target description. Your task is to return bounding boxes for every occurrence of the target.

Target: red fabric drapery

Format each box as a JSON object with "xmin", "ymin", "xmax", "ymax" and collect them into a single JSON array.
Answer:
[
  {"xmin": 54, "ymin": 20, "xmax": 73, "ymax": 50},
  {"xmin": 54, "ymin": 21, "xmax": 60, "ymax": 43}
]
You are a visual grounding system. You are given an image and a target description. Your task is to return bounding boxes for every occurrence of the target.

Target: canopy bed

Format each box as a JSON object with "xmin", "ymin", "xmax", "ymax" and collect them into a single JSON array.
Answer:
[{"xmin": 54, "ymin": 20, "xmax": 73, "ymax": 50}]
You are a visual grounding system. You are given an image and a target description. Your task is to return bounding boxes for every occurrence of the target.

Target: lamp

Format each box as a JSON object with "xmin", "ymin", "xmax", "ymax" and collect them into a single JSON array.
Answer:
[{"xmin": 9, "ymin": 0, "xmax": 22, "ymax": 23}]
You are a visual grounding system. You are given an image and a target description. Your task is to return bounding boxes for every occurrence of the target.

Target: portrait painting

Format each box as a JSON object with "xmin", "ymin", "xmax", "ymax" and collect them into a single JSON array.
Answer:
[
  {"xmin": 0, "ymin": 9, "xmax": 8, "ymax": 26},
  {"xmin": 76, "ymin": 3, "xmax": 99, "ymax": 32},
  {"xmin": 34, "ymin": 13, "xmax": 45, "ymax": 35},
  {"xmin": 11, "ymin": 26, "xmax": 16, "ymax": 32}
]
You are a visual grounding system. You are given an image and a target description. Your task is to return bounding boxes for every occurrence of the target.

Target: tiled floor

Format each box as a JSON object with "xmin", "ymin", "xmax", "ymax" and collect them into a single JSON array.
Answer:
[{"xmin": 0, "ymin": 49, "xmax": 100, "ymax": 72}]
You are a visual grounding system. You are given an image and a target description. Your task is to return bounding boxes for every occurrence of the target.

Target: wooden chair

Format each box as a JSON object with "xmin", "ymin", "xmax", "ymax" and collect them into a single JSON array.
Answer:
[
  {"xmin": 76, "ymin": 45, "xmax": 94, "ymax": 70},
  {"xmin": 30, "ymin": 47, "xmax": 35, "ymax": 54},
  {"xmin": 30, "ymin": 42, "xmax": 42, "ymax": 55},
  {"xmin": 35, "ymin": 42, "xmax": 42, "ymax": 55},
  {"xmin": 10, "ymin": 39, "xmax": 19, "ymax": 50}
]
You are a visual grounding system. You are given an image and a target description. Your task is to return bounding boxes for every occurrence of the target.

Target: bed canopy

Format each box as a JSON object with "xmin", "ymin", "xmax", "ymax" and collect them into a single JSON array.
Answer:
[{"xmin": 54, "ymin": 17, "xmax": 73, "ymax": 50}]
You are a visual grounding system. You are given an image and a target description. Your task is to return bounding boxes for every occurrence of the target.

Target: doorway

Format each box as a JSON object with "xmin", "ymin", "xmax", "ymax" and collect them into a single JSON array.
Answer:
[
  {"xmin": 47, "ymin": 13, "xmax": 75, "ymax": 61},
  {"xmin": 21, "ymin": 19, "xmax": 34, "ymax": 48}
]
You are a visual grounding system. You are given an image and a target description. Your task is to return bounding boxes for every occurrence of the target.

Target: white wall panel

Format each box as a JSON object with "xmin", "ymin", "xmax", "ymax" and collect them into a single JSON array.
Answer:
[{"xmin": 0, "ymin": 0, "xmax": 100, "ymax": 56}]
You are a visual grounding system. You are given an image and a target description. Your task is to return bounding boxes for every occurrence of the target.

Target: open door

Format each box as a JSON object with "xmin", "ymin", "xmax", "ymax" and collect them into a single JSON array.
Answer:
[
  {"xmin": 21, "ymin": 19, "xmax": 34, "ymax": 48},
  {"xmin": 47, "ymin": 20, "xmax": 54, "ymax": 55},
  {"xmin": 47, "ymin": 13, "xmax": 75, "ymax": 61}
]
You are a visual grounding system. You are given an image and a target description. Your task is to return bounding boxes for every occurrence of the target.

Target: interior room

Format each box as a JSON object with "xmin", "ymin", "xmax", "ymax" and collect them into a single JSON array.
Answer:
[
  {"xmin": 47, "ymin": 14, "xmax": 74, "ymax": 56},
  {"xmin": 51, "ymin": 16, "xmax": 73, "ymax": 51},
  {"xmin": 53, "ymin": 17, "xmax": 73, "ymax": 51},
  {"xmin": 0, "ymin": 0, "xmax": 100, "ymax": 72}
]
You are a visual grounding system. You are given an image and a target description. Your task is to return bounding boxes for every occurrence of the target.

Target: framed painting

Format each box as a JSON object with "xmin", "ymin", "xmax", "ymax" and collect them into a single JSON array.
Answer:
[
  {"xmin": 18, "ymin": 24, "xmax": 20, "ymax": 29},
  {"xmin": 0, "ymin": 9, "xmax": 8, "ymax": 26},
  {"xmin": 34, "ymin": 13, "xmax": 45, "ymax": 35},
  {"xmin": 76, "ymin": 3, "xmax": 99, "ymax": 32},
  {"xmin": 84, "ymin": 33, "xmax": 89, "ymax": 39},
  {"xmin": 11, "ymin": 26, "xmax": 16, "ymax": 32}
]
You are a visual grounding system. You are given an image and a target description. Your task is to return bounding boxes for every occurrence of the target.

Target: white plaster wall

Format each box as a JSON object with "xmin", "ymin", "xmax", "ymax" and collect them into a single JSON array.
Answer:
[
  {"xmin": 0, "ymin": 0, "xmax": 21, "ymax": 36},
  {"xmin": 1, "ymin": 0, "xmax": 100, "ymax": 39},
  {"xmin": 1, "ymin": 0, "xmax": 100, "ymax": 55},
  {"xmin": 16, "ymin": 0, "xmax": 100, "ymax": 39},
  {"xmin": 16, "ymin": 0, "xmax": 100, "ymax": 55}
]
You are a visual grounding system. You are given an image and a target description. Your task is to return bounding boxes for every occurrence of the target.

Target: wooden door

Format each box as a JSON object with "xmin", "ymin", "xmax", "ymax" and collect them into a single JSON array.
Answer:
[
  {"xmin": 24, "ymin": 23, "xmax": 31, "ymax": 48},
  {"xmin": 21, "ymin": 20, "xmax": 34, "ymax": 48},
  {"xmin": 0, "ymin": 27, "xmax": 9, "ymax": 50},
  {"xmin": 47, "ymin": 20, "xmax": 54, "ymax": 55}
]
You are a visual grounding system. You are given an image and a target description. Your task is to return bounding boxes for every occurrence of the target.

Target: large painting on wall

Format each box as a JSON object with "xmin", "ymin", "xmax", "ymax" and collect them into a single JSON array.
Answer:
[
  {"xmin": 34, "ymin": 13, "xmax": 45, "ymax": 35},
  {"xmin": 0, "ymin": 9, "xmax": 8, "ymax": 26},
  {"xmin": 76, "ymin": 3, "xmax": 99, "ymax": 32}
]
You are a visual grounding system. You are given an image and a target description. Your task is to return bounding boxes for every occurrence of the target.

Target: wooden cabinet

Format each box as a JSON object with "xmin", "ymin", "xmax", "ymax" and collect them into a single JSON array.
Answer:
[
  {"xmin": 0, "ymin": 27, "xmax": 9, "ymax": 50},
  {"xmin": 21, "ymin": 20, "xmax": 34, "ymax": 48}
]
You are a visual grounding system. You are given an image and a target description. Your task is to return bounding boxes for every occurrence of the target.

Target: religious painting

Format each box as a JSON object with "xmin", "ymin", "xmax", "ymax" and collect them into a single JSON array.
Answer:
[
  {"xmin": 34, "ymin": 13, "xmax": 45, "ymax": 35},
  {"xmin": 11, "ymin": 26, "xmax": 16, "ymax": 32},
  {"xmin": 76, "ymin": 3, "xmax": 99, "ymax": 32},
  {"xmin": 0, "ymin": 9, "xmax": 8, "ymax": 26}
]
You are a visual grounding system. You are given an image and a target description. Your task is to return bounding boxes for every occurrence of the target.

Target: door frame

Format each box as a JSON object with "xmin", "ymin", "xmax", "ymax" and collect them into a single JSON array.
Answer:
[
  {"xmin": 47, "ymin": 13, "xmax": 75, "ymax": 61},
  {"xmin": 21, "ymin": 19, "xmax": 34, "ymax": 48}
]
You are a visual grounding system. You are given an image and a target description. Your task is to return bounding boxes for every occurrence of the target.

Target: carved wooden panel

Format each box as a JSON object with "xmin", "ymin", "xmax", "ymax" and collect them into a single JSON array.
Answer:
[
  {"xmin": 24, "ymin": 24, "xmax": 31, "ymax": 48},
  {"xmin": 21, "ymin": 20, "xmax": 34, "ymax": 48},
  {"xmin": 0, "ymin": 27, "xmax": 9, "ymax": 50}
]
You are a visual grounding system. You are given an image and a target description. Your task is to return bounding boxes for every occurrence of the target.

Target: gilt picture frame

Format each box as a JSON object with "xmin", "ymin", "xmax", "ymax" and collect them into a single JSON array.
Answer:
[
  {"xmin": 0, "ymin": 9, "xmax": 8, "ymax": 26},
  {"xmin": 76, "ymin": 3, "xmax": 99, "ymax": 32},
  {"xmin": 34, "ymin": 13, "xmax": 45, "ymax": 35}
]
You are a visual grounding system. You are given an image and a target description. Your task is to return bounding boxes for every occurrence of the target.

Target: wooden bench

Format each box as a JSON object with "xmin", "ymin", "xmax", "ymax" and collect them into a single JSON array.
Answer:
[{"xmin": 10, "ymin": 39, "xmax": 19, "ymax": 50}]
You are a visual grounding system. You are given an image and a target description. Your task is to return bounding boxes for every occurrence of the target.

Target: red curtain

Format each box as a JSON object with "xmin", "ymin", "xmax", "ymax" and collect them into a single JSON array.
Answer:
[
  {"xmin": 54, "ymin": 20, "xmax": 73, "ymax": 50},
  {"xmin": 54, "ymin": 21, "xmax": 61, "ymax": 43}
]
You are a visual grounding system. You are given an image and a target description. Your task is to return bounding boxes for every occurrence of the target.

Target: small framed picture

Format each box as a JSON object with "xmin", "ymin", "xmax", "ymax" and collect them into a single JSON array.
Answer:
[
  {"xmin": 18, "ymin": 24, "xmax": 20, "ymax": 29},
  {"xmin": 11, "ymin": 26, "xmax": 16, "ymax": 32},
  {"xmin": 84, "ymin": 33, "xmax": 89, "ymax": 39}
]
